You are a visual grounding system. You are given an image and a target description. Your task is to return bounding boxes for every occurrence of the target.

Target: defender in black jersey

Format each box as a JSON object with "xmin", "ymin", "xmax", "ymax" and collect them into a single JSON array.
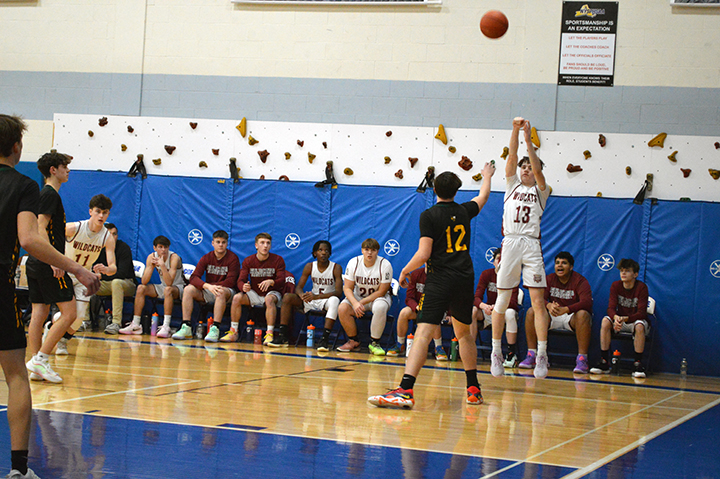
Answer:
[
  {"xmin": 0, "ymin": 114, "xmax": 99, "ymax": 478},
  {"xmin": 369, "ymin": 162, "xmax": 495, "ymax": 409}
]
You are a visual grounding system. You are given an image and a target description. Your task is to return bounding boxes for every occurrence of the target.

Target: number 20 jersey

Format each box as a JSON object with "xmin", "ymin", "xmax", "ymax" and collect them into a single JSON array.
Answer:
[
  {"xmin": 65, "ymin": 220, "xmax": 109, "ymax": 271},
  {"xmin": 502, "ymin": 174, "xmax": 550, "ymax": 239}
]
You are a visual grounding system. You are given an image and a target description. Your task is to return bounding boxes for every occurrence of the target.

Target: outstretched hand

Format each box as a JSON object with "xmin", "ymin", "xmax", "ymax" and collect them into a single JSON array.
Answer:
[
  {"xmin": 482, "ymin": 162, "xmax": 496, "ymax": 178},
  {"xmin": 513, "ymin": 117, "xmax": 525, "ymax": 128}
]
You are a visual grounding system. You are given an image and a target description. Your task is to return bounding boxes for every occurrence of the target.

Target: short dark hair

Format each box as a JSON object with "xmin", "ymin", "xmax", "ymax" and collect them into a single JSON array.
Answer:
[
  {"xmin": 618, "ymin": 258, "xmax": 639, "ymax": 273},
  {"xmin": 212, "ymin": 230, "xmax": 229, "ymax": 241},
  {"xmin": 312, "ymin": 240, "xmax": 332, "ymax": 257},
  {"xmin": 153, "ymin": 235, "xmax": 170, "ymax": 247},
  {"xmin": 518, "ymin": 156, "xmax": 545, "ymax": 170},
  {"xmin": 89, "ymin": 194, "xmax": 112, "ymax": 211},
  {"xmin": 492, "ymin": 247, "xmax": 501, "ymax": 261},
  {"xmin": 104, "ymin": 223, "xmax": 117, "ymax": 232},
  {"xmin": 361, "ymin": 238, "xmax": 380, "ymax": 251},
  {"xmin": 0, "ymin": 114, "xmax": 27, "ymax": 158},
  {"xmin": 555, "ymin": 251, "xmax": 574, "ymax": 266},
  {"xmin": 37, "ymin": 151, "xmax": 71, "ymax": 178},
  {"xmin": 255, "ymin": 232, "xmax": 272, "ymax": 243},
  {"xmin": 434, "ymin": 171, "xmax": 462, "ymax": 200}
]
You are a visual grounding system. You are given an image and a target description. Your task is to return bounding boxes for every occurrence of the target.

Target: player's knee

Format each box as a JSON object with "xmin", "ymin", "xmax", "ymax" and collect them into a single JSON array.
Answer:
[
  {"xmin": 398, "ymin": 306, "xmax": 413, "ymax": 321},
  {"xmin": 372, "ymin": 301, "xmax": 388, "ymax": 316},
  {"xmin": 635, "ymin": 322, "xmax": 645, "ymax": 334},
  {"xmin": 505, "ymin": 309, "xmax": 518, "ymax": 333},
  {"xmin": 495, "ymin": 290, "xmax": 511, "ymax": 314}
]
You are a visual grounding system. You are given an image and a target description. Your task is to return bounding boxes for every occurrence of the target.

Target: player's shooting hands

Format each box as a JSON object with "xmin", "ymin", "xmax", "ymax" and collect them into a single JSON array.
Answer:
[{"xmin": 513, "ymin": 117, "xmax": 525, "ymax": 128}]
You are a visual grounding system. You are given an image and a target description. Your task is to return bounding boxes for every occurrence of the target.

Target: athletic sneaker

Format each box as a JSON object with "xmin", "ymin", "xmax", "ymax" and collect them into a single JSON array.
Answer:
[
  {"xmin": 573, "ymin": 354, "xmax": 589, "ymax": 374},
  {"xmin": 119, "ymin": 323, "xmax": 142, "ymax": 335},
  {"xmin": 316, "ymin": 337, "xmax": 331, "ymax": 352},
  {"xmin": 204, "ymin": 325, "xmax": 220, "ymax": 343},
  {"xmin": 6, "ymin": 467, "xmax": 41, "ymax": 479},
  {"xmin": 466, "ymin": 385, "xmax": 483, "ymax": 405},
  {"xmin": 632, "ymin": 361, "xmax": 646, "ymax": 378},
  {"xmin": 386, "ymin": 343, "xmax": 405, "ymax": 357},
  {"xmin": 368, "ymin": 341, "xmax": 385, "ymax": 356},
  {"xmin": 29, "ymin": 372, "xmax": 43, "ymax": 381},
  {"xmin": 435, "ymin": 345, "xmax": 448, "ymax": 361},
  {"xmin": 262, "ymin": 331, "xmax": 274, "ymax": 346},
  {"xmin": 503, "ymin": 352, "xmax": 518, "ymax": 368},
  {"xmin": 171, "ymin": 324, "xmax": 192, "ymax": 340},
  {"xmin": 268, "ymin": 331, "xmax": 289, "ymax": 348},
  {"xmin": 490, "ymin": 350, "xmax": 504, "ymax": 377},
  {"xmin": 55, "ymin": 338, "xmax": 69, "ymax": 356},
  {"xmin": 337, "ymin": 339, "xmax": 361, "ymax": 352},
  {"xmin": 156, "ymin": 325, "xmax": 171, "ymax": 338},
  {"xmin": 518, "ymin": 351, "xmax": 536, "ymax": 369},
  {"xmin": 534, "ymin": 353, "xmax": 549, "ymax": 379},
  {"xmin": 75, "ymin": 321, "xmax": 91, "ymax": 333},
  {"xmin": 26, "ymin": 357, "xmax": 62, "ymax": 383},
  {"xmin": 220, "ymin": 330, "xmax": 238, "ymax": 343},
  {"xmin": 590, "ymin": 360, "xmax": 610, "ymax": 374},
  {"xmin": 104, "ymin": 322, "xmax": 120, "ymax": 335},
  {"xmin": 367, "ymin": 388, "xmax": 414, "ymax": 409}
]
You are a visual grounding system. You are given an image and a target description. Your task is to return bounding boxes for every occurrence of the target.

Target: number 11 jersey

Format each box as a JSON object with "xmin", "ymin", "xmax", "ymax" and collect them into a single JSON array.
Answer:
[
  {"xmin": 502, "ymin": 174, "xmax": 550, "ymax": 239},
  {"xmin": 65, "ymin": 219, "xmax": 109, "ymax": 271}
]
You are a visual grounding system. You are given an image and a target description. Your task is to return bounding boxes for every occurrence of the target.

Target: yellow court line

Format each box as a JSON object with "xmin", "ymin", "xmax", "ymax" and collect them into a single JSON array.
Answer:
[{"xmin": 478, "ymin": 391, "xmax": 686, "ymax": 478}]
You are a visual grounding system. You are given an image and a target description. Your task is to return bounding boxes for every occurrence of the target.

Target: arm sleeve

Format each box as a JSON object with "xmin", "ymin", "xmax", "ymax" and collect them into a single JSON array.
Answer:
[
  {"xmin": 629, "ymin": 282, "xmax": 649, "ymax": 322},
  {"xmin": 189, "ymin": 255, "xmax": 208, "ymax": 289},
  {"xmin": 272, "ymin": 256, "xmax": 286, "ymax": 292},
  {"xmin": 462, "ymin": 201, "xmax": 481, "ymax": 220},
  {"xmin": 567, "ymin": 276, "xmax": 593, "ymax": 314},
  {"xmin": 380, "ymin": 258, "xmax": 393, "ymax": 284},
  {"xmin": 236, "ymin": 257, "xmax": 249, "ymax": 290},
  {"xmin": 342, "ymin": 257, "xmax": 357, "ymax": 282},
  {"xmin": 418, "ymin": 210, "xmax": 433, "ymax": 239},
  {"xmin": 607, "ymin": 282, "xmax": 619, "ymax": 318},
  {"xmin": 19, "ymin": 180, "xmax": 39, "ymax": 215},
  {"xmin": 221, "ymin": 253, "xmax": 240, "ymax": 289}
]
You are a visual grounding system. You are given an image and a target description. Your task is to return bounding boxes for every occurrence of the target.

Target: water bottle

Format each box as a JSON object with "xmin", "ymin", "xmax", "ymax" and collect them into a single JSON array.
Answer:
[
  {"xmin": 245, "ymin": 320, "xmax": 254, "ymax": 343},
  {"xmin": 611, "ymin": 350, "xmax": 621, "ymax": 375},
  {"xmin": 680, "ymin": 358, "xmax": 688, "ymax": 378},
  {"xmin": 450, "ymin": 337, "xmax": 459, "ymax": 361},
  {"xmin": 306, "ymin": 325, "xmax": 315, "ymax": 348},
  {"xmin": 254, "ymin": 327, "xmax": 262, "ymax": 345},
  {"xmin": 150, "ymin": 313, "xmax": 159, "ymax": 337},
  {"xmin": 406, "ymin": 334, "xmax": 414, "ymax": 356},
  {"xmin": 195, "ymin": 321, "xmax": 205, "ymax": 339},
  {"xmin": 207, "ymin": 316, "xmax": 214, "ymax": 331}
]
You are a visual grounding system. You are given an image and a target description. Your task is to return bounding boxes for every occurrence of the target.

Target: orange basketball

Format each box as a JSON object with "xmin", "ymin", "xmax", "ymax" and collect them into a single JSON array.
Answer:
[{"xmin": 480, "ymin": 10, "xmax": 508, "ymax": 39}]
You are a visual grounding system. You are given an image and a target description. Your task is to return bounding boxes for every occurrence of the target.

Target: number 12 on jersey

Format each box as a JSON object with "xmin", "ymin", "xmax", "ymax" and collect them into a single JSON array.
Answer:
[{"xmin": 445, "ymin": 225, "xmax": 467, "ymax": 253}]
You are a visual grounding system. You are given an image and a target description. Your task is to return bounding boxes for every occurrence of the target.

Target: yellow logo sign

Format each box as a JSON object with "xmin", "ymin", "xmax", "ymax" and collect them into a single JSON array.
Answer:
[{"xmin": 575, "ymin": 4, "xmax": 605, "ymax": 18}]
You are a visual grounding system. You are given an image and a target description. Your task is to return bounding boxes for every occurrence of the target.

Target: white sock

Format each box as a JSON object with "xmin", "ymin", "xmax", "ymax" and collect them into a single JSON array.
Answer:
[
  {"xmin": 434, "ymin": 338, "xmax": 443, "ymax": 348},
  {"xmin": 267, "ymin": 325, "xmax": 275, "ymax": 333},
  {"xmin": 492, "ymin": 339, "xmax": 502, "ymax": 354},
  {"xmin": 528, "ymin": 348, "xmax": 537, "ymax": 356},
  {"xmin": 163, "ymin": 315, "xmax": 172, "ymax": 327},
  {"xmin": 231, "ymin": 321, "xmax": 239, "ymax": 331},
  {"xmin": 397, "ymin": 336, "xmax": 406, "ymax": 345},
  {"xmin": 132, "ymin": 315, "xmax": 141, "ymax": 325},
  {"xmin": 538, "ymin": 341, "xmax": 548, "ymax": 356}
]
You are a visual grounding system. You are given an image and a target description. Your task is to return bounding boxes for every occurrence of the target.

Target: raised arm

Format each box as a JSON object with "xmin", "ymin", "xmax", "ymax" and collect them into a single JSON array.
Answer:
[
  {"xmin": 507, "ymin": 117, "xmax": 524, "ymax": 179},
  {"xmin": 471, "ymin": 162, "xmax": 496, "ymax": 210},
  {"xmin": 523, "ymin": 120, "xmax": 546, "ymax": 190}
]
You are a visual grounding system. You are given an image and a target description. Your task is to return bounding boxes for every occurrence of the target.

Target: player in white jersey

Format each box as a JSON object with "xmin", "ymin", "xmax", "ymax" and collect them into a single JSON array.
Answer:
[
  {"xmin": 270, "ymin": 240, "xmax": 343, "ymax": 348},
  {"xmin": 337, "ymin": 238, "xmax": 393, "ymax": 356},
  {"xmin": 120, "ymin": 235, "xmax": 185, "ymax": 337},
  {"xmin": 52, "ymin": 194, "xmax": 115, "ymax": 354},
  {"xmin": 491, "ymin": 117, "xmax": 552, "ymax": 379}
]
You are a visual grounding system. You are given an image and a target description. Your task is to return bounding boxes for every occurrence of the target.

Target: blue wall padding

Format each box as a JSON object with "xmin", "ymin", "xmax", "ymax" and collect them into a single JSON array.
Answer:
[{"xmin": 60, "ymin": 171, "xmax": 720, "ymax": 375}]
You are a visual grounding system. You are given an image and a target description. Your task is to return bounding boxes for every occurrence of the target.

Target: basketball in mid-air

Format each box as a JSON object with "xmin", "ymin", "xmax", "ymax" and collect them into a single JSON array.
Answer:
[{"xmin": 480, "ymin": 10, "xmax": 508, "ymax": 39}]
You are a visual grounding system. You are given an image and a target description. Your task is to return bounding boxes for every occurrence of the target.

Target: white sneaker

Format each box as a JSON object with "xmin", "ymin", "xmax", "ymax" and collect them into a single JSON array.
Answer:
[
  {"xmin": 171, "ymin": 324, "xmax": 192, "ymax": 340},
  {"xmin": 55, "ymin": 338, "xmax": 69, "ymax": 356},
  {"xmin": 534, "ymin": 353, "xmax": 549, "ymax": 379},
  {"xmin": 26, "ymin": 356, "xmax": 62, "ymax": 383},
  {"xmin": 204, "ymin": 325, "xmax": 220, "ymax": 343},
  {"xmin": 490, "ymin": 351, "xmax": 505, "ymax": 377},
  {"xmin": 6, "ymin": 467, "xmax": 41, "ymax": 478},
  {"xmin": 29, "ymin": 372, "xmax": 44, "ymax": 381},
  {"xmin": 156, "ymin": 325, "xmax": 171, "ymax": 338},
  {"xmin": 119, "ymin": 322, "xmax": 143, "ymax": 335}
]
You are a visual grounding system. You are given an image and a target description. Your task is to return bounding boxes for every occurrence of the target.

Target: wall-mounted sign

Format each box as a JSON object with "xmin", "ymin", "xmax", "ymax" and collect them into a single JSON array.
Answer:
[{"xmin": 558, "ymin": 2, "xmax": 618, "ymax": 87}]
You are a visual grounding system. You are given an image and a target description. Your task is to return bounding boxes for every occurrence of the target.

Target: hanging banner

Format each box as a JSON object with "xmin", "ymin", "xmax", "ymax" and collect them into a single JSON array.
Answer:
[{"xmin": 558, "ymin": 2, "xmax": 618, "ymax": 87}]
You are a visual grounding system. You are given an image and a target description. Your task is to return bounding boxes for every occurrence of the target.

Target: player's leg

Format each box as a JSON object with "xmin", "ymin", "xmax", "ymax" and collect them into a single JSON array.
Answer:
[
  {"xmin": 570, "ymin": 310, "xmax": 592, "ymax": 374},
  {"xmin": 632, "ymin": 321, "xmax": 647, "ymax": 378},
  {"xmin": 470, "ymin": 306, "xmax": 480, "ymax": 341},
  {"xmin": 26, "ymin": 303, "xmax": 50, "ymax": 357},
  {"xmin": 317, "ymin": 296, "xmax": 339, "ymax": 351},
  {"xmin": 519, "ymin": 307, "xmax": 537, "ymax": 368},
  {"xmin": 490, "ymin": 289, "xmax": 513, "ymax": 377},
  {"xmin": 223, "ymin": 291, "xmax": 249, "ymax": 342},
  {"xmin": 336, "ymin": 299, "xmax": 360, "ymax": 352},
  {"xmin": 590, "ymin": 316, "xmax": 614, "ymax": 374},
  {"xmin": 388, "ymin": 306, "xmax": 414, "ymax": 357},
  {"xmin": 527, "ymin": 287, "xmax": 549, "ymax": 378},
  {"xmin": 122, "ymin": 283, "xmax": 158, "ymax": 335},
  {"xmin": 174, "ymin": 285, "xmax": 203, "ymax": 340},
  {"xmin": 0, "ymin": 348, "xmax": 33, "ymax": 475},
  {"xmin": 270, "ymin": 292, "xmax": 302, "ymax": 348},
  {"xmin": 105, "ymin": 278, "xmax": 134, "ymax": 333},
  {"xmin": 368, "ymin": 298, "xmax": 389, "ymax": 356},
  {"xmin": 157, "ymin": 286, "xmax": 179, "ymax": 338},
  {"xmin": 503, "ymin": 308, "xmax": 519, "ymax": 367},
  {"xmin": 264, "ymin": 292, "xmax": 281, "ymax": 345}
]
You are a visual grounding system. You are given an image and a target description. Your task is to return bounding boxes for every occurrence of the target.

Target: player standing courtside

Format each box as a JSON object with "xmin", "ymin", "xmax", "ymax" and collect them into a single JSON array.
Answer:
[
  {"xmin": 368, "ymin": 162, "xmax": 495, "ymax": 409},
  {"xmin": 0, "ymin": 114, "xmax": 99, "ymax": 479},
  {"xmin": 56, "ymin": 195, "xmax": 116, "ymax": 354},
  {"xmin": 491, "ymin": 117, "xmax": 551, "ymax": 379},
  {"xmin": 25, "ymin": 152, "xmax": 76, "ymax": 383}
]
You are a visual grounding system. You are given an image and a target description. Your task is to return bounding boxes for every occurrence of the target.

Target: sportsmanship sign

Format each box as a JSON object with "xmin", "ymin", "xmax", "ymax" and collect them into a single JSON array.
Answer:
[{"xmin": 558, "ymin": 2, "xmax": 619, "ymax": 87}]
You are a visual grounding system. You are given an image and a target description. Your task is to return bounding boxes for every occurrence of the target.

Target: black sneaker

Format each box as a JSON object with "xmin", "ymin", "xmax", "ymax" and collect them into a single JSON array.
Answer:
[
  {"xmin": 316, "ymin": 337, "xmax": 330, "ymax": 352},
  {"xmin": 632, "ymin": 361, "xmax": 646, "ymax": 378},
  {"xmin": 267, "ymin": 332, "xmax": 289, "ymax": 348},
  {"xmin": 590, "ymin": 360, "xmax": 610, "ymax": 374}
]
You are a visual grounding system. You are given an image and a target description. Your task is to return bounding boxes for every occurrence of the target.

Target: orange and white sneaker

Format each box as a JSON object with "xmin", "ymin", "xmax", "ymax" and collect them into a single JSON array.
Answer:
[
  {"xmin": 367, "ymin": 388, "xmax": 414, "ymax": 409},
  {"xmin": 220, "ymin": 329, "xmax": 238, "ymax": 343},
  {"xmin": 466, "ymin": 385, "xmax": 484, "ymax": 405}
]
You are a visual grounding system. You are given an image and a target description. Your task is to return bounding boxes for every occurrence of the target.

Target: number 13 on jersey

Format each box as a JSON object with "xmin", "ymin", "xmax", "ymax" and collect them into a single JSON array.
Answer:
[{"xmin": 445, "ymin": 225, "xmax": 467, "ymax": 253}]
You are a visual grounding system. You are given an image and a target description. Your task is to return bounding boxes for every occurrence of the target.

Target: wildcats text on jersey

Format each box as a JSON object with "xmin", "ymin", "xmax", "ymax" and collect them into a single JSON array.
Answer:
[
  {"xmin": 550, "ymin": 287, "xmax": 575, "ymax": 300},
  {"xmin": 72, "ymin": 241, "xmax": 103, "ymax": 254},
  {"xmin": 207, "ymin": 265, "xmax": 229, "ymax": 276},
  {"xmin": 512, "ymin": 191, "xmax": 539, "ymax": 203},
  {"xmin": 250, "ymin": 267, "xmax": 275, "ymax": 277},
  {"xmin": 313, "ymin": 277, "xmax": 334, "ymax": 286},
  {"xmin": 356, "ymin": 276, "xmax": 380, "ymax": 287},
  {"xmin": 618, "ymin": 296, "xmax": 638, "ymax": 309}
]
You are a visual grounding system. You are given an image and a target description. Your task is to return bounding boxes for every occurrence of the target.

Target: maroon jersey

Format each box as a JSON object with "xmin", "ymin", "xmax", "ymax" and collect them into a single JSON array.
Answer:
[
  {"xmin": 545, "ymin": 271, "xmax": 593, "ymax": 314},
  {"xmin": 474, "ymin": 268, "xmax": 519, "ymax": 310},
  {"xmin": 405, "ymin": 268, "xmax": 426, "ymax": 312},
  {"xmin": 607, "ymin": 280, "xmax": 648, "ymax": 323},
  {"xmin": 283, "ymin": 270, "xmax": 296, "ymax": 295},
  {"xmin": 189, "ymin": 250, "xmax": 240, "ymax": 290},
  {"xmin": 237, "ymin": 252, "xmax": 286, "ymax": 296}
]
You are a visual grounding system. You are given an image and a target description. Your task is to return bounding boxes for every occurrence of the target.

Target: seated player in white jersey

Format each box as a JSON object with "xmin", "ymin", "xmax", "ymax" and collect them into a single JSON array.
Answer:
[
  {"xmin": 336, "ymin": 238, "xmax": 393, "ymax": 356},
  {"xmin": 120, "ymin": 235, "xmax": 185, "ymax": 338},
  {"xmin": 269, "ymin": 240, "xmax": 343, "ymax": 348},
  {"xmin": 491, "ymin": 117, "xmax": 552, "ymax": 379},
  {"xmin": 41, "ymin": 194, "xmax": 116, "ymax": 356}
]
